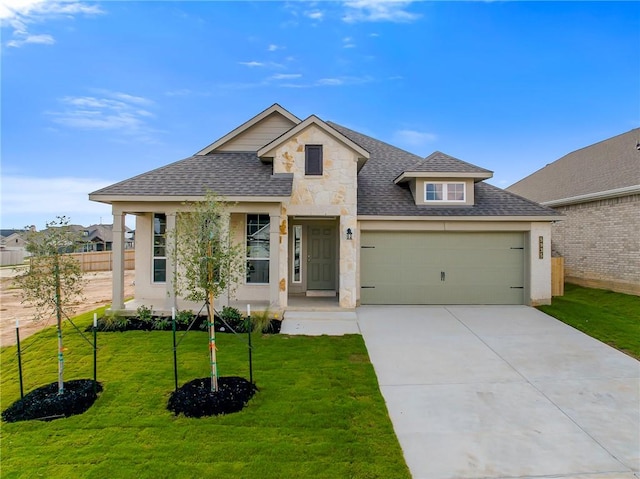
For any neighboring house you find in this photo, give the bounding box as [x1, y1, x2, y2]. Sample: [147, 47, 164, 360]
[0, 228, 31, 266]
[50, 224, 135, 252]
[89, 104, 559, 314]
[508, 129, 640, 296]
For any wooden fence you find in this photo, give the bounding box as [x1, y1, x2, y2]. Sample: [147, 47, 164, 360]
[66, 250, 135, 272]
[551, 257, 564, 297]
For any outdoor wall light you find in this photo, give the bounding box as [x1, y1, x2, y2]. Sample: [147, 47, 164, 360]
[346, 228, 353, 240]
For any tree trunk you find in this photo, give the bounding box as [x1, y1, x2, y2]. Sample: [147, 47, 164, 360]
[54, 256, 64, 395]
[208, 291, 218, 392]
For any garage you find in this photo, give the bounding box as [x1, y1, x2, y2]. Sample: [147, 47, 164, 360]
[360, 231, 526, 305]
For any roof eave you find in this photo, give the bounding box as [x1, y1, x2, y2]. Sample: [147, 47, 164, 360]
[541, 185, 640, 207]
[89, 194, 292, 205]
[394, 171, 494, 184]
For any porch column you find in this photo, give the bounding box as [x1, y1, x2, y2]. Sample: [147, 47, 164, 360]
[164, 212, 177, 311]
[112, 210, 125, 310]
[339, 215, 357, 308]
[269, 213, 287, 309]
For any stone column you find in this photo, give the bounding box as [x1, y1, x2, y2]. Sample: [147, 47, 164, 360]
[269, 213, 287, 309]
[339, 215, 357, 308]
[164, 212, 177, 311]
[112, 210, 125, 310]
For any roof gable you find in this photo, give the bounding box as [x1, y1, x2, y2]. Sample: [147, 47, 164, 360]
[257, 115, 370, 170]
[394, 151, 493, 184]
[508, 128, 640, 203]
[196, 103, 300, 155]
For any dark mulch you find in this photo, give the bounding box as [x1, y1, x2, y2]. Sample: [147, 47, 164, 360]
[89, 317, 281, 334]
[2, 379, 102, 423]
[167, 376, 257, 418]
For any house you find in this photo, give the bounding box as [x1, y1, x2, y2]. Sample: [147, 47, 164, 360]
[48, 224, 135, 252]
[89, 104, 559, 314]
[0, 228, 31, 266]
[508, 129, 640, 296]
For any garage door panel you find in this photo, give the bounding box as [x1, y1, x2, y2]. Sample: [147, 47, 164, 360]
[361, 231, 525, 305]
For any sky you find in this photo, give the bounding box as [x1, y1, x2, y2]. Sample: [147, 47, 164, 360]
[1, 0, 638, 231]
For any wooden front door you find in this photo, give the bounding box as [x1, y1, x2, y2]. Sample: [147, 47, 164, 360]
[307, 225, 336, 290]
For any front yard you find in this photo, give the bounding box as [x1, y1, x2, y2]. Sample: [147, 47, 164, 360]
[1, 308, 410, 479]
[538, 283, 640, 360]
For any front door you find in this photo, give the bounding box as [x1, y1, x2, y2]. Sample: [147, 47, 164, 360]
[307, 225, 336, 290]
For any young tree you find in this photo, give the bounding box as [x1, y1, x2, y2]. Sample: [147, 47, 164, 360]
[15, 216, 85, 395]
[170, 193, 244, 392]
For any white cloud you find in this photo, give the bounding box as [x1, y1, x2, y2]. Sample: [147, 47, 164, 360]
[343, 36, 356, 48]
[267, 44, 281, 52]
[393, 129, 438, 148]
[239, 61, 265, 68]
[317, 78, 345, 86]
[270, 73, 303, 80]
[46, 91, 157, 140]
[342, 0, 421, 23]
[1, 0, 104, 48]
[305, 10, 324, 20]
[0, 175, 114, 227]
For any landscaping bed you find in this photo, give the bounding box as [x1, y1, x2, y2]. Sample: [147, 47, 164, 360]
[2, 379, 102, 423]
[89, 306, 282, 334]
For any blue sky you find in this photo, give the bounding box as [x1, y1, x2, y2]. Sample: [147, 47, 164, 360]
[1, 0, 638, 230]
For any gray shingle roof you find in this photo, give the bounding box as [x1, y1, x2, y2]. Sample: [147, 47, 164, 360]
[327, 122, 559, 217]
[91, 117, 557, 218]
[90, 152, 293, 198]
[404, 151, 493, 174]
[507, 128, 640, 203]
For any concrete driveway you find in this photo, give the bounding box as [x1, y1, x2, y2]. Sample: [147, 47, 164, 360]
[357, 306, 640, 479]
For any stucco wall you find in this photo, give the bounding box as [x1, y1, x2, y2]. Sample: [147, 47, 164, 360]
[551, 194, 639, 295]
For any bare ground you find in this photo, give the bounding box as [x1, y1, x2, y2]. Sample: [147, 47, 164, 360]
[0, 270, 135, 347]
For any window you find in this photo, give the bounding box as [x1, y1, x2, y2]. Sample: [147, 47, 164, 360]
[153, 213, 167, 283]
[292, 225, 302, 283]
[305, 145, 323, 176]
[424, 182, 466, 202]
[246, 214, 270, 284]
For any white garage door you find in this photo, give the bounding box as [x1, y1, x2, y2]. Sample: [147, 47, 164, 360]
[360, 231, 526, 305]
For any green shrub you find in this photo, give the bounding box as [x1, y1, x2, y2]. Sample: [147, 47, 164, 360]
[175, 309, 194, 327]
[218, 306, 243, 331]
[136, 304, 153, 324]
[245, 309, 275, 333]
[98, 314, 130, 332]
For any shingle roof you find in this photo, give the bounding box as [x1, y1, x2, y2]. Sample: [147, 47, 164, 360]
[404, 151, 493, 174]
[327, 122, 559, 217]
[91, 116, 557, 218]
[90, 152, 293, 198]
[507, 128, 640, 203]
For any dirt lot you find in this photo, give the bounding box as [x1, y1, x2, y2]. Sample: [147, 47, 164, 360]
[0, 269, 135, 347]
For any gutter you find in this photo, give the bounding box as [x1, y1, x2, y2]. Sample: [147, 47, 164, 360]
[542, 185, 640, 207]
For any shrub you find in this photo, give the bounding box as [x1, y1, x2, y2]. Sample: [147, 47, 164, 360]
[136, 305, 153, 324]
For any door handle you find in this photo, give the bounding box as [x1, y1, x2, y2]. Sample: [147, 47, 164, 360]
[441, 271, 445, 281]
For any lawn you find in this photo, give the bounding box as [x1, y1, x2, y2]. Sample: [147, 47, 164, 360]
[538, 283, 640, 360]
[1, 308, 410, 479]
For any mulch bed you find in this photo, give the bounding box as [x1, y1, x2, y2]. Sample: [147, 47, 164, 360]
[2, 379, 102, 423]
[89, 317, 281, 334]
[167, 376, 257, 418]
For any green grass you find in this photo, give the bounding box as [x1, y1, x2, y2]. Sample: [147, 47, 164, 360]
[1, 309, 410, 479]
[538, 283, 640, 360]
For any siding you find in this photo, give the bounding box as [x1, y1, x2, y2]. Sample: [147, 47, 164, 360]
[217, 113, 295, 152]
[551, 194, 640, 294]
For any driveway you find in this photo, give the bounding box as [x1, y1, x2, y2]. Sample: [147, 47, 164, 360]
[357, 306, 640, 479]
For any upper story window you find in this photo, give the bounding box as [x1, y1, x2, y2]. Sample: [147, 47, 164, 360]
[305, 145, 323, 176]
[425, 182, 466, 202]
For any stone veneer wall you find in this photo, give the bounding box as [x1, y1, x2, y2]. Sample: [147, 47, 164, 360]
[272, 124, 359, 308]
[551, 194, 640, 295]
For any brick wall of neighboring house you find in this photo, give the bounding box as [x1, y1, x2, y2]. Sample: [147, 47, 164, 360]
[551, 193, 640, 295]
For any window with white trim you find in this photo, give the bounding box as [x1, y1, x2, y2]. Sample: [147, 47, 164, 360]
[425, 182, 466, 202]
[246, 214, 270, 284]
[292, 225, 302, 283]
[152, 213, 167, 283]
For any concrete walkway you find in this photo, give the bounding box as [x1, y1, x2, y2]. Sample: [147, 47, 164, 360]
[357, 306, 640, 479]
